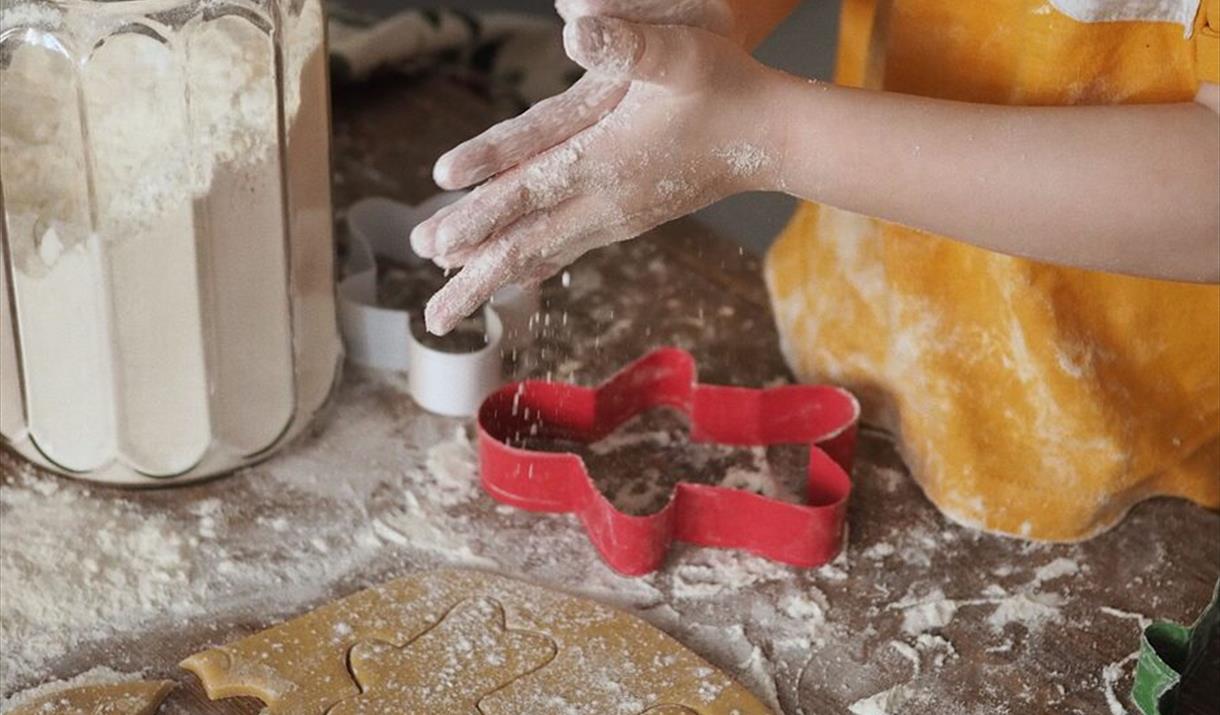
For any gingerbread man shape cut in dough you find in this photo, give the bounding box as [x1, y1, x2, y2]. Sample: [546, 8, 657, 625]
[184, 569, 772, 714]
[328, 597, 556, 714]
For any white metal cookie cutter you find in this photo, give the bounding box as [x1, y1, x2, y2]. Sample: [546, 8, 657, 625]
[339, 194, 539, 417]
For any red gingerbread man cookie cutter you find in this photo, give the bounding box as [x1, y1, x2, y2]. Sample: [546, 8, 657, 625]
[477, 348, 860, 575]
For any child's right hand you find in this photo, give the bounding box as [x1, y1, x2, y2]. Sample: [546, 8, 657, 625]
[430, 0, 740, 191]
[414, 16, 785, 335]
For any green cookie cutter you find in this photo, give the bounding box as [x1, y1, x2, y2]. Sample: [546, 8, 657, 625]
[1133, 579, 1220, 715]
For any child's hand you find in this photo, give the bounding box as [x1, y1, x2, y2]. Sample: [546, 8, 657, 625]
[429, 0, 739, 191]
[415, 16, 783, 335]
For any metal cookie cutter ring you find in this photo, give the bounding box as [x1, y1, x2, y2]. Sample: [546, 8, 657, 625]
[477, 348, 860, 575]
[339, 195, 538, 417]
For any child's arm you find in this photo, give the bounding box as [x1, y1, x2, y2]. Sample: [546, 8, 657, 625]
[772, 77, 1220, 283]
[414, 17, 1219, 335]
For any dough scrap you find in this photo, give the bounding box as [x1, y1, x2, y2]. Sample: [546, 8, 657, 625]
[182, 569, 770, 714]
[8, 680, 174, 715]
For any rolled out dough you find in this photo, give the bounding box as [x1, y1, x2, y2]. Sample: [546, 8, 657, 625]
[182, 569, 771, 714]
[8, 680, 174, 715]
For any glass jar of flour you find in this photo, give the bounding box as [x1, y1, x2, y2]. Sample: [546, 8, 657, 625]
[0, 0, 342, 484]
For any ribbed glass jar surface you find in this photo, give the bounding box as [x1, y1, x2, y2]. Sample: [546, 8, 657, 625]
[0, 0, 342, 484]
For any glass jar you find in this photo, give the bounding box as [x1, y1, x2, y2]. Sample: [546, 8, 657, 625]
[0, 0, 342, 484]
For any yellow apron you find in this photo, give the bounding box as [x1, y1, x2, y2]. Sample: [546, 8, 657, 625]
[765, 0, 1220, 540]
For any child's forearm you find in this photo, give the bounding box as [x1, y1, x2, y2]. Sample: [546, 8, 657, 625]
[764, 74, 1220, 283]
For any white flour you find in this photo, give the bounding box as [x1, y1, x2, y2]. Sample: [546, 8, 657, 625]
[1034, 556, 1081, 583]
[862, 542, 896, 560]
[0, 0, 321, 256]
[891, 576, 1070, 637]
[985, 589, 1067, 631]
[0, 374, 492, 692]
[895, 589, 959, 636]
[1102, 652, 1140, 715]
[0, 476, 194, 681]
[0, 0, 323, 474]
[849, 683, 912, 715]
[671, 548, 792, 601]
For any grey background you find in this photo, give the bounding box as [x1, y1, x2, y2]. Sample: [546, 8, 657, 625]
[369, 1, 843, 253]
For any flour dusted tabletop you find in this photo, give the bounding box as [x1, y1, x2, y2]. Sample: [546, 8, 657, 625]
[1, 75, 1217, 715]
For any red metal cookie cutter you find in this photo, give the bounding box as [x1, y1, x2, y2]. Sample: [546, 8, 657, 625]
[477, 348, 860, 575]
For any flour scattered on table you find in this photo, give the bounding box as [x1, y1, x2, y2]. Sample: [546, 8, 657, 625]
[894, 589, 960, 635]
[849, 683, 913, 715]
[0, 471, 193, 686]
[416, 425, 482, 507]
[670, 549, 792, 601]
[862, 542, 896, 560]
[0, 375, 493, 693]
[1101, 651, 1139, 715]
[1033, 557, 1081, 584]
[985, 588, 1066, 631]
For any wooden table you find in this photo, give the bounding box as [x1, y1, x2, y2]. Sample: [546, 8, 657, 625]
[1, 73, 1216, 715]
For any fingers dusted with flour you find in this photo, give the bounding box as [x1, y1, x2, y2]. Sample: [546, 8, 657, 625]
[425, 198, 609, 333]
[431, 75, 626, 191]
[430, 1, 747, 192]
[422, 16, 784, 335]
[416, 145, 584, 259]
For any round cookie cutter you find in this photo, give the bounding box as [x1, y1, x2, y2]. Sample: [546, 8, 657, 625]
[339, 194, 539, 417]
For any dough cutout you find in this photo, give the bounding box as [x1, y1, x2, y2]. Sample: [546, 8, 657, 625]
[183, 569, 770, 714]
[8, 680, 174, 715]
[329, 597, 556, 713]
